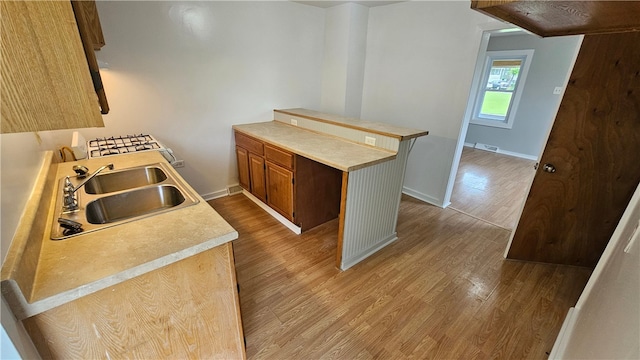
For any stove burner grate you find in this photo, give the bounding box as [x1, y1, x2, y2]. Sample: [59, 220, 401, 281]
[88, 134, 161, 158]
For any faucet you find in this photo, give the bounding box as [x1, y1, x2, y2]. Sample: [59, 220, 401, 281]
[62, 164, 114, 212]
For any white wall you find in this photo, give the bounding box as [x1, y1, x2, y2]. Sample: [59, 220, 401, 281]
[1, 133, 45, 359]
[321, 3, 369, 118]
[1, 134, 44, 262]
[465, 33, 582, 158]
[35, 1, 326, 199]
[360, 1, 498, 206]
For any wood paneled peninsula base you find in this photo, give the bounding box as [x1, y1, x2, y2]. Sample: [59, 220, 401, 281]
[233, 108, 428, 270]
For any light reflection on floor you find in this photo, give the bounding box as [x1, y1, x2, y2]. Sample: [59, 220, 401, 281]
[460, 171, 489, 191]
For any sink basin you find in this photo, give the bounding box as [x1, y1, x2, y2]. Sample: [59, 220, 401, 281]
[86, 185, 186, 224]
[51, 162, 199, 240]
[84, 166, 167, 194]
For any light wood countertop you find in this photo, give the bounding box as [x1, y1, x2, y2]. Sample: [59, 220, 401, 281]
[1, 151, 238, 319]
[233, 121, 397, 172]
[275, 108, 429, 141]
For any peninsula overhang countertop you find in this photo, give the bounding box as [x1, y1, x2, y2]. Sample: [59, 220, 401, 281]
[275, 108, 429, 141]
[233, 121, 398, 172]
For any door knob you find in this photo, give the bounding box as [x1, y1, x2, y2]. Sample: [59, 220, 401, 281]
[543, 163, 556, 173]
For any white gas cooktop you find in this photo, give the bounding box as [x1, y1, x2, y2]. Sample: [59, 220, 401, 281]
[87, 134, 165, 159]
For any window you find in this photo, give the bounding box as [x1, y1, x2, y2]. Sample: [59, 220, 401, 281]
[471, 49, 534, 129]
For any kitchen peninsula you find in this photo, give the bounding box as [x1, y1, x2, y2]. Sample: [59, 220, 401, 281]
[234, 109, 428, 270]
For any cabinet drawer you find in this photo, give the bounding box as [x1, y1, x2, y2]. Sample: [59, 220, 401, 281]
[265, 145, 294, 170]
[235, 132, 263, 155]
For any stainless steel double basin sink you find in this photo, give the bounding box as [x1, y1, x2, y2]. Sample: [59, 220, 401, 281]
[51, 162, 199, 240]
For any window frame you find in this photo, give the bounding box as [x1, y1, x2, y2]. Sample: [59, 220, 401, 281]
[471, 49, 534, 129]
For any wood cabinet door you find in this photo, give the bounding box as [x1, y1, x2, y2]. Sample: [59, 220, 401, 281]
[236, 146, 250, 191]
[1, 0, 104, 133]
[249, 153, 267, 202]
[507, 32, 640, 267]
[266, 162, 294, 221]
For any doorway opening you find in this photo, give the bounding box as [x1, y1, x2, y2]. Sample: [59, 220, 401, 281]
[445, 29, 582, 231]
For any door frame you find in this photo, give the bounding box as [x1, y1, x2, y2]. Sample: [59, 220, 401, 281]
[444, 25, 584, 256]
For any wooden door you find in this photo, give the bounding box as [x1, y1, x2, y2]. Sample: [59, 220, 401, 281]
[249, 153, 266, 202]
[235, 146, 250, 191]
[507, 32, 640, 267]
[266, 162, 294, 221]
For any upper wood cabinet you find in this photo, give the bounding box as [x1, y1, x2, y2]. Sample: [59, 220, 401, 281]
[471, 1, 640, 37]
[1, 0, 105, 134]
[72, 0, 106, 50]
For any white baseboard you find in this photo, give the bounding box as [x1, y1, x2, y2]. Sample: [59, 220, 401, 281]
[464, 142, 537, 161]
[201, 189, 229, 201]
[340, 233, 397, 271]
[242, 190, 302, 235]
[497, 149, 537, 161]
[402, 187, 445, 208]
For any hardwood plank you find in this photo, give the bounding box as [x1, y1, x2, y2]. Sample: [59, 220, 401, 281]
[209, 193, 592, 359]
[450, 147, 535, 230]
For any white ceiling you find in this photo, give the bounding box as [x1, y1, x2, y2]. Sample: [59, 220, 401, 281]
[294, 1, 405, 8]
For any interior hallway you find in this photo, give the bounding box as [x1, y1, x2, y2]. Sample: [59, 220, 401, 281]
[209, 191, 591, 359]
[450, 147, 537, 230]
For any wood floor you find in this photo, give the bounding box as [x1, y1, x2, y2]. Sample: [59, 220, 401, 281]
[209, 193, 591, 359]
[450, 147, 536, 230]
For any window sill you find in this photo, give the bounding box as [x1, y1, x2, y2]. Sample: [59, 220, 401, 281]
[470, 118, 514, 129]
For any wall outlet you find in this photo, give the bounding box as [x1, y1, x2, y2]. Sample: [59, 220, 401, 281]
[172, 160, 185, 168]
[365, 136, 376, 146]
[553, 86, 563, 95]
[291, 118, 298, 126]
